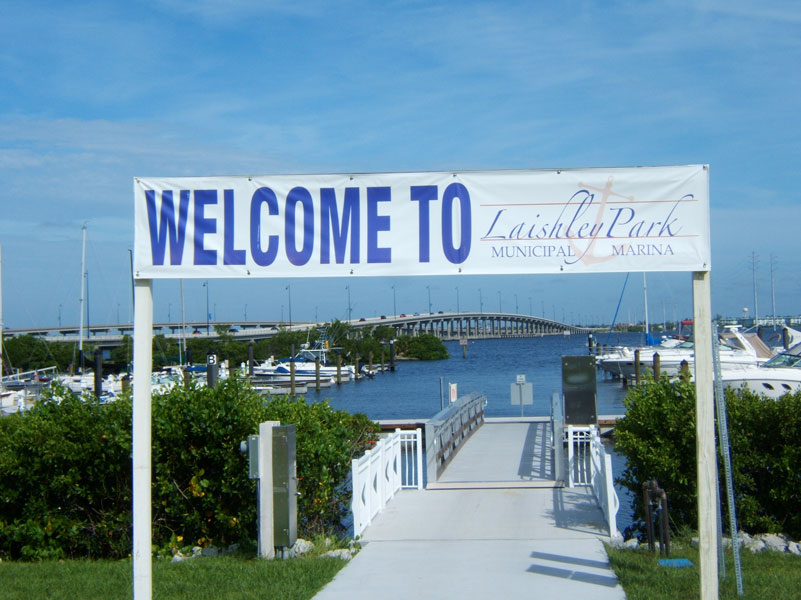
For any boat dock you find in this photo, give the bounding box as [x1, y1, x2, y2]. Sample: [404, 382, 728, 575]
[313, 418, 625, 599]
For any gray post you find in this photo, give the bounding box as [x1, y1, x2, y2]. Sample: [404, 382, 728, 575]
[248, 341, 254, 377]
[206, 351, 218, 388]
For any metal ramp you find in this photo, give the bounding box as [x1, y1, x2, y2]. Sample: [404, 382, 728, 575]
[429, 419, 562, 489]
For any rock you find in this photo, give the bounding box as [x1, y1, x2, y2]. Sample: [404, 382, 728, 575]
[607, 537, 625, 549]
[292, 538, 314, 557]
[761, 534, 788, 553]
[744, 537, 766, 554]
[224, 543, 240, 555]
[738, 531, 752, 543]
[623, 538, 639, 550]
[787, 542, 801, 556]
[201, 546, 219, 558]
[323, 549, 352, 561]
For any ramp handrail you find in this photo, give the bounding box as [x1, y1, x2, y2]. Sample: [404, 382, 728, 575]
[566, 425, 621, 539]
[351, 428, 422, 537]
[424, 392, 487, 485]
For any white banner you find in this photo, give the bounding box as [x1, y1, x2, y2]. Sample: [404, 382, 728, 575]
[133, 165, 709, 279]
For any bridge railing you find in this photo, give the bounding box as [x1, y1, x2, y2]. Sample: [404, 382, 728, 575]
[351, 428, 422, 537]
[565, 425, 621, 539]
[424, 392, 487, 485]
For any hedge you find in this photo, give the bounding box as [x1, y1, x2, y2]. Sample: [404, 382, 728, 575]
[615, 376, 801, 539]
[0, 378, 378, 560]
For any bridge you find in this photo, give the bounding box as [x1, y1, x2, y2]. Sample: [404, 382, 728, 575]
[319, 393, 624, 599]
[4, 312, 591, 348]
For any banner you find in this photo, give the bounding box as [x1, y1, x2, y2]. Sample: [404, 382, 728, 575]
[133, 165, 709, 279]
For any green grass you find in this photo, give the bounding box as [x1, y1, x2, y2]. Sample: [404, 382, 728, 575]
[0, 555, 347, 600]
[606, 539, 801, 600]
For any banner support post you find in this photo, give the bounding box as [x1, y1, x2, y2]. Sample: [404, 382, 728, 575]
[132, 279, 153, 599]
[693, 270, 718, 599]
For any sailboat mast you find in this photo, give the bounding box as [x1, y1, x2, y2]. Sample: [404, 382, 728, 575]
[642, 272, 650, 337]
[78, 225, 87, 371]
[0, 244, 4, 380]
[180, 279, 187, 365]
[770, 253, 777, 327]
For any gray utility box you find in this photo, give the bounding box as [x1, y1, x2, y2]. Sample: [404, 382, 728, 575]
[272, 425, 298, 549]
[561, 355, 598, 425]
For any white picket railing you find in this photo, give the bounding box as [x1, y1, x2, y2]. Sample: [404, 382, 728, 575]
[565, 425, 621, 539]
[351, 428, 423, 537]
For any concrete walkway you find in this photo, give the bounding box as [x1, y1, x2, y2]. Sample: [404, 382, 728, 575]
[313, 422, 625, 599]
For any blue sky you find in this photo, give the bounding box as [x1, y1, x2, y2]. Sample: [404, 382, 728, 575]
[1, 0, 799, 329]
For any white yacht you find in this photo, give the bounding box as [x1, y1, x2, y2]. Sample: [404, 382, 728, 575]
[721, 342, 801, 399]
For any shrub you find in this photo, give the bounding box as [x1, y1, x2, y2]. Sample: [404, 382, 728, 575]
[615, 377, 801, 539]
[395, 334, 449, 360]
[0, 377, 378, 560]
[0, 383, 132, 560]
[261, 397, 379, 535]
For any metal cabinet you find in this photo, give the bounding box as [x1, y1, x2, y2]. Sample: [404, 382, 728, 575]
[561, 355, 597, 425]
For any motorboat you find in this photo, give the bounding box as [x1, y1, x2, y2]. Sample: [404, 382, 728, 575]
[598, 326, 772, 380]
[720, 341, 801, 399]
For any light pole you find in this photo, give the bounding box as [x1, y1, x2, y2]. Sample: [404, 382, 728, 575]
[455, 286, 460, 314]
[286, 284, 292, 330]
[497, 290, 502, 313]
[426, 285, 432, 314]
[515, 294, 518, 314]
[244, 304, 248, 321]
[392, 285, 396, 316]
[346, 285, 352, 321]
[479, 288, 483, 313]
[58, 304, 62, 327]
[203, 280, 209, 333]
[529, 296, 532, 316]
[168, 302, 171, 322]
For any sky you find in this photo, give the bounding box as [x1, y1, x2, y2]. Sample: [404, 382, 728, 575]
[1, 0, 799, 330]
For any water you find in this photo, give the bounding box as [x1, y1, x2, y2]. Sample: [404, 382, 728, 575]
[310, 332, 644, 420]
[304, 331, 643, 534]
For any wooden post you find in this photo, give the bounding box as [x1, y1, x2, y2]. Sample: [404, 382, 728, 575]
[693, 270, 718, 600]
[634, 348, 641, 385]
[315, 358, 320, 392]
[132, 279, 153, 600]
[653, 353, 661, 379]
[336, 353, 342, 384]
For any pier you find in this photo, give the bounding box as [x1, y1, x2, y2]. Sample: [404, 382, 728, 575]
[315, 401, 624, 599]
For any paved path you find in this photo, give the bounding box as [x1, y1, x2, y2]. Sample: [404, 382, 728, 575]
[313, 422, 625, 599]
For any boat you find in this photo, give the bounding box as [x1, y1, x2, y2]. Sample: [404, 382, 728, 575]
[720, 341, 801, 399]
[598, 325, 772, 380]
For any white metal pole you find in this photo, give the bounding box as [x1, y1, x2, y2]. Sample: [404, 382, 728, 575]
[692, 270, 718, 599]
[642, 273, 649, 337]
[132, 279, 153, 599]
